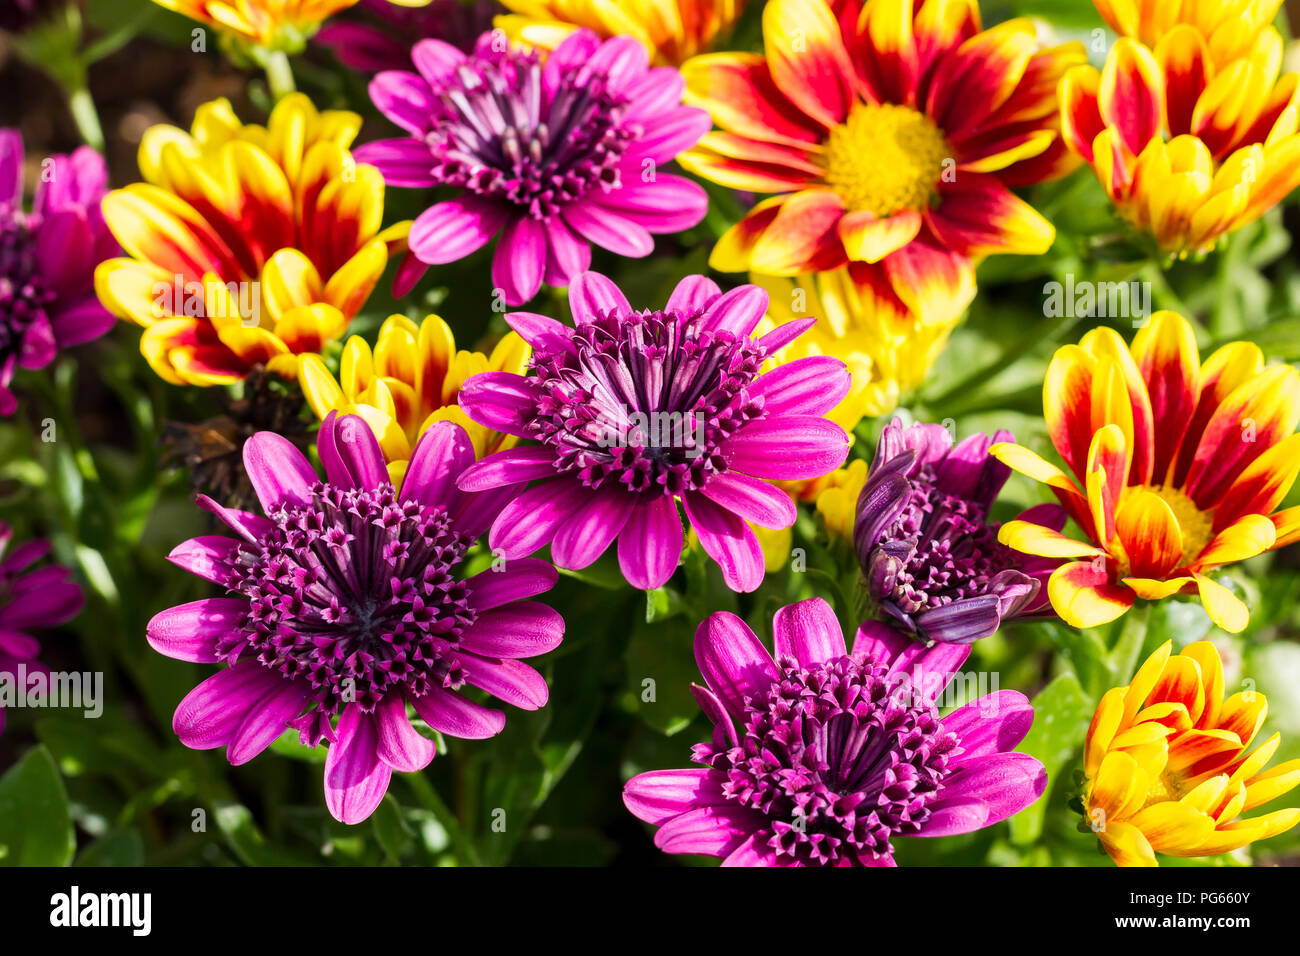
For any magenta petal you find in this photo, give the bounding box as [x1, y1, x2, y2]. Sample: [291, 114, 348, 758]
[721, 833, 781, 867]
[401, 420, 474, 509]
[227, 679, 312, 766]
[453, 481, 529, 540]
[682, 491, 765, 593]
[466, 558, 558, 611]
[147, 598, 244, 663]
[623, 769, 728, 825]
[851, 620, 971, 702]
[593, 174, 707, 233]
[941, 690, 1035, 766]
[0, 630, 40, 659]
[411, 37, 467, 88]
[173, 662, 285, 750]
[698, 284, 768, 337]
[550, 483, 635, 569]
[755, 317, 815, 354]
[698, 472, 796, 530]
[196, 495, 275, 543]
[504, 310, 574, 351]
[491, 215, 546, 305]
[332, 414, 389, 490]
[368, 70, 438, 136]
[355, 137, 439, 188]
[630, 107, 712, 163]
[723, 416, 850, 480]
[457, 446, 557, 492]
[409, 196, 506, 263]
[456, 372, 541, 439]
[0, 130, 21, 206]
[617, 496, 684, 590]
[665, 274, 721, 315]
[772, 598, 846, 668]
[488, 477, 590, 558]
[48, 296, 115, 348]
[750, 356, 852, 417]
[561, 202, 653, 258]
[458, 603, 564, 659]
[374, 692, 436, 772]
[459, 655, 549, 710]
[166, 536, 242, 587]
[0, 571, 82, 629]
[653, 805, 767, 857]
[911, 799, 991, 837]
[324, 705, 393, 825]
[692, 611, 778, 717]
[541, 214, 591, 286]
[411, 685, 506, 739]
[243, 432, 318, 512]
[918, 753, 1046, 835]
[567, 270, 632, 325]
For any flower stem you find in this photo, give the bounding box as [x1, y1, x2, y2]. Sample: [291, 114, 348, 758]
[263, 50, 296, 101]
[407, 771, 482, 866]
[66, 82, 105, 153]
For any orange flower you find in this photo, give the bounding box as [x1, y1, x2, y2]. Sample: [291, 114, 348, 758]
[993, 310, 1300, 633]
[152, 0, 430, 51]
[1092, 0, 1283, 67]
[1083, 640, 1300, 866]
[95, 95, 409, 386]
[679, 0, 1082, 310]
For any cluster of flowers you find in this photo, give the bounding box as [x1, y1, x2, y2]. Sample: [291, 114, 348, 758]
[2, 0, 1298, 867]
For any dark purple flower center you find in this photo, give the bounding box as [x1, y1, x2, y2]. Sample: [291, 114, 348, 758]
[529, 308, 766, 495]
[695, 655, 958, 866]
[220, 482, 477, 714]
[0, 205, 53, 366]
[424, 43, 637, 219]
[868, 463, 1012, 614]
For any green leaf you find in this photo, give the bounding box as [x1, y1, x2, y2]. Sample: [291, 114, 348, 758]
[75, 830, 144, 867]
[372, 795, 414, 863]
[1009, 673, 1095, 845]
[624, 616, 699, 736]
[0, 746, 76, 866]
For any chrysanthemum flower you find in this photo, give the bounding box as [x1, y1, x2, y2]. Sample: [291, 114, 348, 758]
[1083, 639, 1300, 866]
[752, 262, 974, 435]
[151, 0, 432, 52]
[0, 522, 84, 735]
[354, 30, 711, 306]
[992, 311, 1300, 633]
[147, 413, 562, 824]
[94, 94, 409, 387]
[495, 0, 750, 66]
[298, 313, 529, 483]
[1092, 0, 1283, 67]
[623, 597, 1046, 866]
[1059, 28, 1300, 254]
[678, 0, 1082, 283]
[457, 270, 852, 593]
[315, 0, 497, 72]
[1, 130, 117, 415]
[856, 419, 1062, 644]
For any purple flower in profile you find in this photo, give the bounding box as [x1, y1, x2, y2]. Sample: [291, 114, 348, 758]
[354, 29, 711, 305]
[0, 522, 84, 735]
[854, 419, 1065, 644]
[0, 130, 117, 415]
[456, 271, 852, 593]
[315, 0, 500, 73]
[623, 598, 1047, 866]
[147, 413, 564, 825]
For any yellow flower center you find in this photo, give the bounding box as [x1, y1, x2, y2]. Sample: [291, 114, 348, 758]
[821, 103, 950, 216]
[1145, 483, 1214, 567]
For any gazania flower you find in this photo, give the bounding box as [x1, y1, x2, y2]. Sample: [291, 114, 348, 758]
[0, 523, 84, 735]
[1083, 640, 1300, 866]
[623, 597, 1046, 866]
[95, 94, 409, 387]
[457, 271, 852, 593]
[354, 30, 711, 306]
[148, 413, 563, 824]
[315, 0, 498, 73]
[752, 263, 974, 436]
[1092, 0, 1283, 67]
[856, 419, 1062, 644]
[993, 311, 1300, 633]
[495, 0, 750, 66]
[151, 0, 432, 52]
[1, 130, 117, 415]
[679, 0, 1082, 286]
[298, 313, 529, 483]
[1059, 31, 1300, 254]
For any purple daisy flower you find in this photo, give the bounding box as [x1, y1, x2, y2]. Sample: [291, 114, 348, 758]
[0, 522, 85, 735]
[0, 129, 117, 415]
[315, 0, 500, 73]
[147, 413, 564, 825]
[854, 419, 1065, 644]
[354, 29, 711, 305]
[456, 270, 852, 593]
[623, 598, 1047, 866]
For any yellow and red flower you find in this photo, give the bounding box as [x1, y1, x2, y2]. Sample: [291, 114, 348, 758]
[1083, 640, 1300, 866]
[152, 0, 429, 51]
[993, 310, 1300, 633]
[1060, 21, 1300, 254]
[678, 0, 1082, 307]
[1092, 0, 1283, 67]
[495, 0, 750, 65]
[95, 94, 409, 387]
[298, 314, 529, 484]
